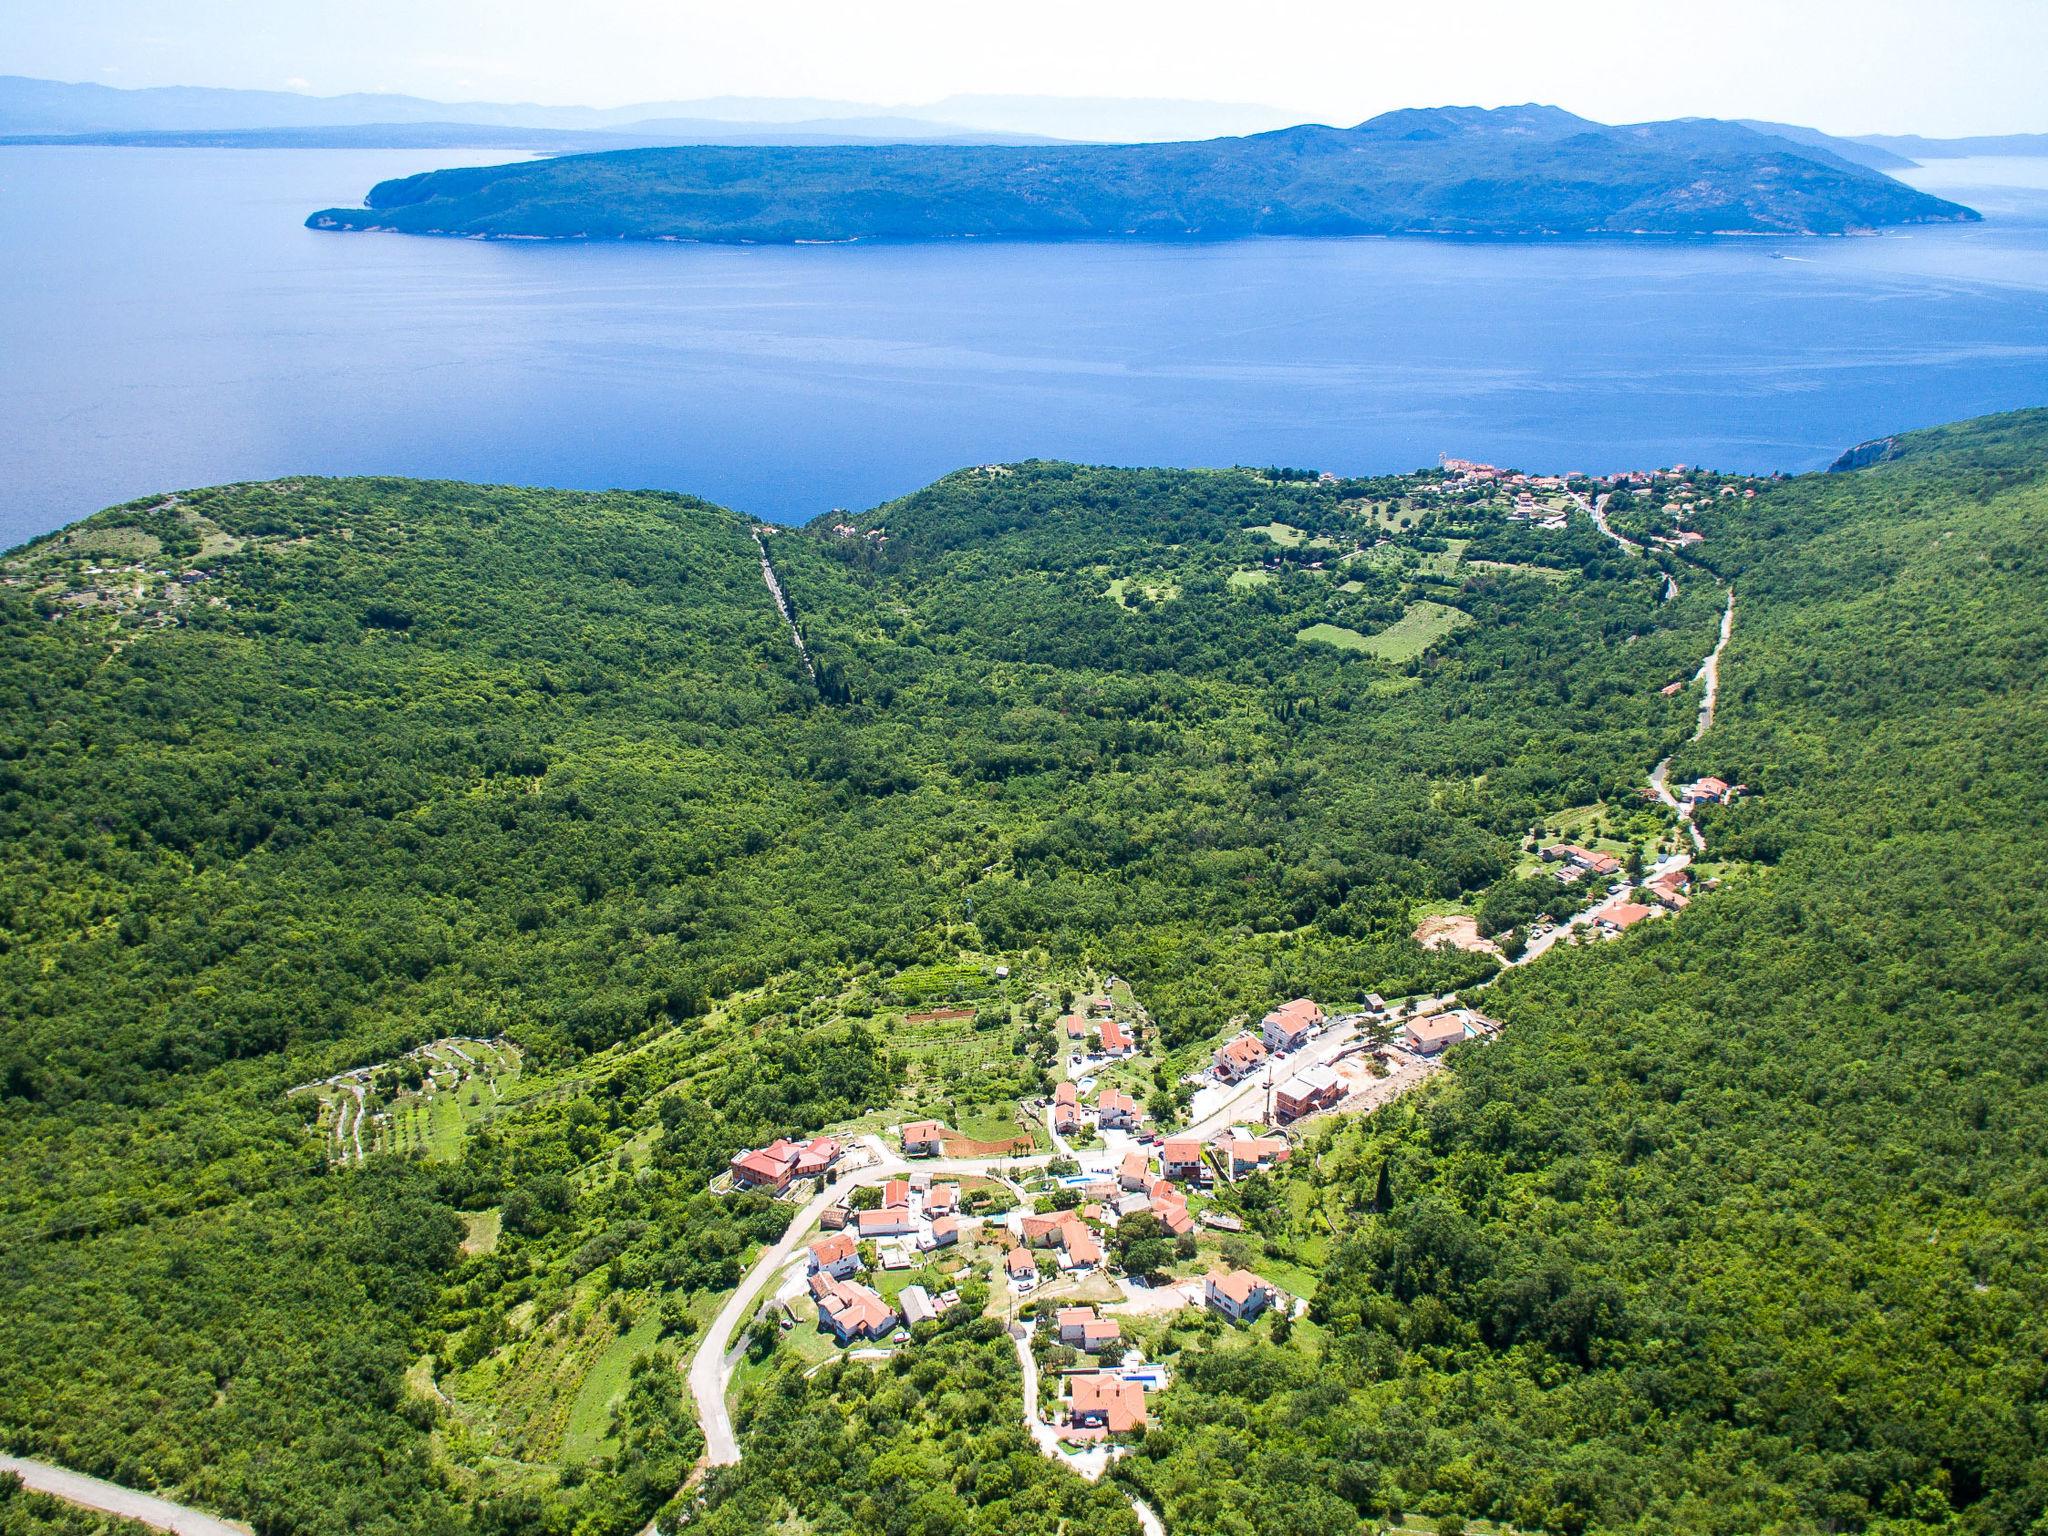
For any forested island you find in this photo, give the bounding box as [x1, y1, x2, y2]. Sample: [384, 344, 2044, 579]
[3, 411, 2046, 1536]
[306, 105, 1976, 243]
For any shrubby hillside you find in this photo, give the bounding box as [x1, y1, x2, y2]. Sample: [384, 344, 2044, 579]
[2, 411, 2044, 1535]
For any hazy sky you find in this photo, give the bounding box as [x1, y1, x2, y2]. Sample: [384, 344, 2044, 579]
[8, 0, 2044, 135]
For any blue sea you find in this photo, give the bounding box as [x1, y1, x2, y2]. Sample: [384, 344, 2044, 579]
[3, 146, 2046, 543]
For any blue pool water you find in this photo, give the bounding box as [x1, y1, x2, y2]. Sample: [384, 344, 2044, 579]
[3, 146, 2046, 545]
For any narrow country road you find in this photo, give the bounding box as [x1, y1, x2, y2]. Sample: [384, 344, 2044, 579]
[686, 1138, 1053, 1467]
[1649, 587, 1736, 852]
[0, 1455, 250, 1536]
[750, 529, 815, 681]
[1576, 490, 1643, 556]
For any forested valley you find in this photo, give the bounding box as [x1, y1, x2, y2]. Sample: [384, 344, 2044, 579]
[2, 411, 2044, 1536]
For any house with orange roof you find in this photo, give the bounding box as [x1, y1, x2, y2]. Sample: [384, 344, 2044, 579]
[1212, 1034, 1268, 1083]
[1059, 1225, 1103, 1272]
[794, 1136, 842, 1178]
[810, 1271, 896, 1342]
[899, 1121, 946, 1157]
[1204, 1269, 1282, 1323]
[923, 1214, 960, 1250]
[1151, 1191, 1193, 1235]
[883, 1178, 911, 1209]
[1096, 1087, 1139, 1129]
[1160, 1137, 1209, 1182]
[1220, 1133, 1289, 1179]
[1402, 1014, 1468, 1057]
[924, 1183, 958, 1217]
[1261, 997, 1324, 1053]
[1006, 1246, 1040, 1289]
[1118, 1150, 1151, 1190]
[1596, 900, 1656, 935]
[1098, 1019, 1135, 1055]
[1055, 1305, 1100, 1345]
[858, 1205, 915, 1237]
[1081, 1317, 1121, 1353]
[807, 1230, 861, 1279]
[1067, 1373, 1147, 1433]
[729, 1137, 803, 1192]
[1021, 1212, 1070, 1247]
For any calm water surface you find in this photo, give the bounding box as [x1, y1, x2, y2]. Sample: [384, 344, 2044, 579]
[3, 147, 2047, 542]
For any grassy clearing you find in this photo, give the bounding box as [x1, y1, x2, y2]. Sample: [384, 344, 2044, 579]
[1227, 569, 1275, 589]
[1245, 521, 1307, 547]
[461, 1209, 502, 1256]
[1295, 622, 1374, 653]
[558, 1309, 664, 1463]
[1356, 600, 1474, 661]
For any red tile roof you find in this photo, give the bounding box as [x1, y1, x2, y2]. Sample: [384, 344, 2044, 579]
[1069, 1373, 1147, 1432]
[808, 1231, 857, 1268]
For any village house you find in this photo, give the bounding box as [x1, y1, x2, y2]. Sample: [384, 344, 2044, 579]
[1161, 1136, 1209, 1182]
[1060, 1225, 1104, 1272]
[899, 1121, 946, 1157]
[1597, 901, 1656, 936]
[1274, 1064, 1343, 1122]
[899, 1284, 938, 1327]
[1213, 1034, 1269, 1083]
[795, 1136, 842, 1178]
[922, 1215, 960, 1250]
[1219, 1132, 1289, 1179]
[728, 1137, 806, 1192]
[1096, 1086, 1139, 1129]
[1261, 997, 1324, 1053]
[1068, 1373, 1147, 1434]
[1055, 1305, 1103, 1346]
[1682, 775, 1739, 806]
[1063, 1016, 1092, 1041]
[1204, 1269, 1282, 1324]
[924, 1183, 958, 1217]
[810, 1271, 896, 1343]
[1118, 1150, 1151, 1190]
[1098, 1018, 1135, 1055]
[1006, 1246, 1040, 1289]
[883, 1178, 910, 1209]
[807, 1231, 861, 1279]
[1402, 1014, 1469, 1057]
[857, 1205, 916, 1237]
[1052, 1081, 1081, 1133]
[1648, 870, 1691, 909]
[1151, 1190, 1193, 1235]
[1021, 1211, 1073, 1247]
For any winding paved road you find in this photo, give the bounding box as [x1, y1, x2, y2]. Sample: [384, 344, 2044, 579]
[0, 1456, 249, 1536]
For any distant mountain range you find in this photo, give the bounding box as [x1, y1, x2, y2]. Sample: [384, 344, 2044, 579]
[302, 105, 1977, 245]
[0, 74, 1289, 147]
[10, 74, 2043, 160]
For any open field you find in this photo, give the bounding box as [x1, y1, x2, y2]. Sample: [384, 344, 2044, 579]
[1295, 621, 1373, 652]
[1356, 600, 1474, 660]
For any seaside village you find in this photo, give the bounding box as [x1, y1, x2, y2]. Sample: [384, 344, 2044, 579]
[713, 987, 1512, 1476]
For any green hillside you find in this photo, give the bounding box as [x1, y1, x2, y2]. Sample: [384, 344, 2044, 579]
[2, 412, 2045, 1536]
[306, 106, 1975, 243]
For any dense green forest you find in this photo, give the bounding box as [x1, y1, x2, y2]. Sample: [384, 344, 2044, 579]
[306, 105, 1973, 243]
[1115, 412, 2048, 1536]
[3, 411, 2045, 1535]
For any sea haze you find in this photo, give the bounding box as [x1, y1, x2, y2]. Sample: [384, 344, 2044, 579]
[3, 146, 2047, 545]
